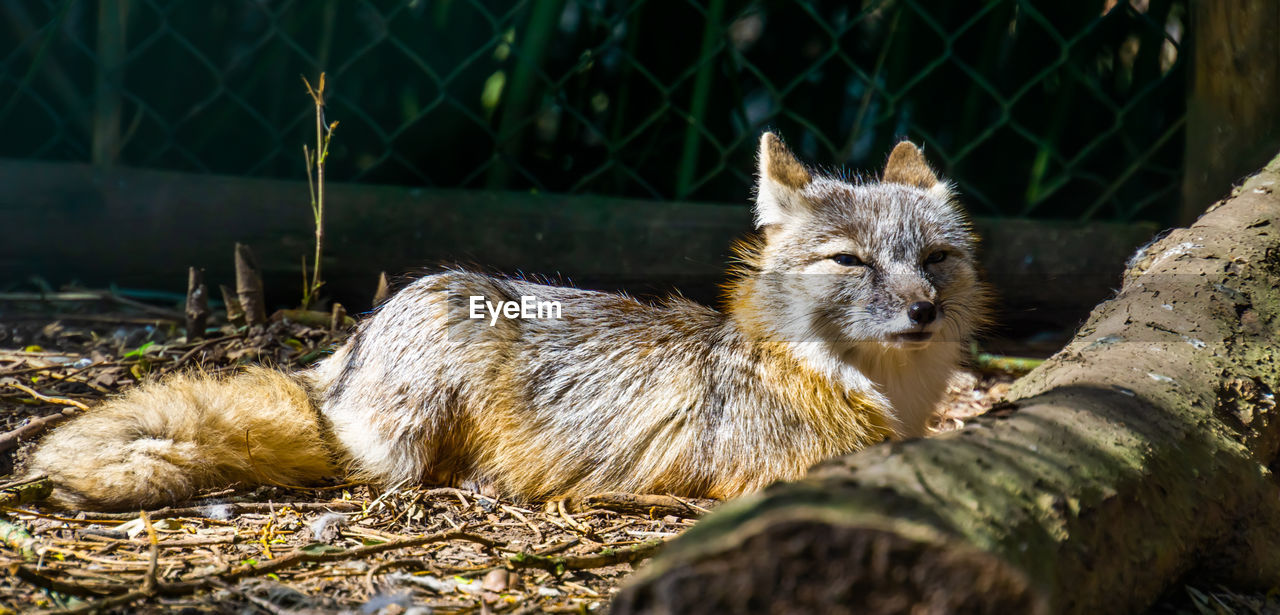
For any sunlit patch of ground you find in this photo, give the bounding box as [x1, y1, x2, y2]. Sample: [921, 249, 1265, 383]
[0, 298, 1040, 613]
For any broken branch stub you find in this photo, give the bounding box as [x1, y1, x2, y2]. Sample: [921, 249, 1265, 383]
[234, 243, 267, 326]
[184, 267, 209, 340]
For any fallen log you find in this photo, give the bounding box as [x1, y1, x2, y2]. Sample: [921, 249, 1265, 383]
[613, 154, 1280, 614]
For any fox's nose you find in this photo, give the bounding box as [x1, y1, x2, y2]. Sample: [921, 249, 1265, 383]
[908, 301, 937, 325]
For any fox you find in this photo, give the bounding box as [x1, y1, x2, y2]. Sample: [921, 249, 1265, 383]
[28, 133, 988, 510]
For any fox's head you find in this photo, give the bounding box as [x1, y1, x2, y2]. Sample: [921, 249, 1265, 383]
[729, 132, 988, 352]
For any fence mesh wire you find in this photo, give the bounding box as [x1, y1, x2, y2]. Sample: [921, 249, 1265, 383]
[1, 0, 1186, 222]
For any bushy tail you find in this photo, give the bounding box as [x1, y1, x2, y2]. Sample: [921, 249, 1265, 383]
[29, 367, 338, 510]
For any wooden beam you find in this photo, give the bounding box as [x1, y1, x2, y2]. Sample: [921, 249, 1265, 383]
[0, 159, 1154, 331]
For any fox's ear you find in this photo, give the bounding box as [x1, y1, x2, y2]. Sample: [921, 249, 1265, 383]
[884, 141, 951, 199]
[754, 132, 814, 228]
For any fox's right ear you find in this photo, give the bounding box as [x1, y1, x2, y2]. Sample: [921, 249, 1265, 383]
[754, 132, 814, 228]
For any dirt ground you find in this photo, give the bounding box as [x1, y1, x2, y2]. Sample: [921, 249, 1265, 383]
[0, 292, 1257, 614]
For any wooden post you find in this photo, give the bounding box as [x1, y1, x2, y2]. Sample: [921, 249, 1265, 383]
[1180, 0, 1280, 224]
[92, 0, 126, 166]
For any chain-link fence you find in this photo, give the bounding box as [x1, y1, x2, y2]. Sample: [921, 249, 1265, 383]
[2, 0, 1186, 222]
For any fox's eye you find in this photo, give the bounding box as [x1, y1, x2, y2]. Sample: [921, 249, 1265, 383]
[832, 253, 865, 267]
[924, 251, 948, 265]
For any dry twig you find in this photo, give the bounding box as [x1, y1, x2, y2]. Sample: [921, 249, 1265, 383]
[80, 500, 362, 522]
[581, 492, 710, 519]
[508, 539, 667, 575]
[5, 383, 89, 411]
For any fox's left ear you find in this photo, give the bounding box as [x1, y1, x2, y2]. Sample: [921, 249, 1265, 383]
[754, 132, 814, 228]
[883, 141, 952, 200]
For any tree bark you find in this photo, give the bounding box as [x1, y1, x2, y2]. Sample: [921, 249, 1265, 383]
[614, 154, 1280, 614]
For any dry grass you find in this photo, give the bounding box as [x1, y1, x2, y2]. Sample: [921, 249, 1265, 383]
[2, 483, 698, 613]
[0, 300, 1015, 613]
